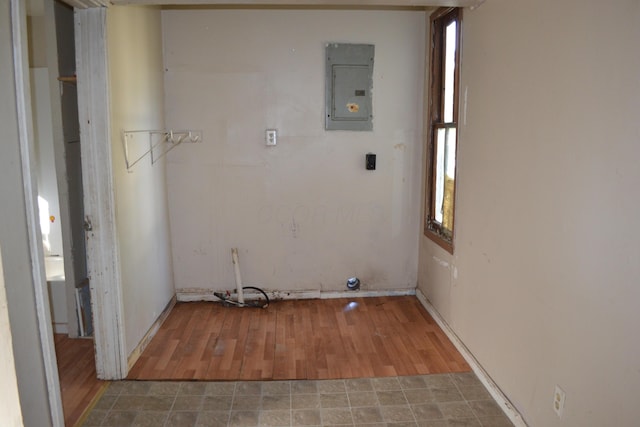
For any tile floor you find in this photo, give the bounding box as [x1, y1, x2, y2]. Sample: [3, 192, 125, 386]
[82, 373, 514, 427]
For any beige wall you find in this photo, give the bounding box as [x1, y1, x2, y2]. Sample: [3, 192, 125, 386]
[418, 0, 640, 425]
[162, 9, 425, 294]
[27, 15, 47, 67]
[107, 6, 175, 355]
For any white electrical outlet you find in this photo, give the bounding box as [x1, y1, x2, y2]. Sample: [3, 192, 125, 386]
[553, 385, 566, 418]
[266, 129, 277, 146]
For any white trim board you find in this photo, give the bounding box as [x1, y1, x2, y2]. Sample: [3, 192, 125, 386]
[415, 289, 528, 427]
[11, 0, 65, 424]
[176, 288, 416, 302]
[75, 8, 128, 380]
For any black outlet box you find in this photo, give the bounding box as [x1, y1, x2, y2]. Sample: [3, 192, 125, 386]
[366, 153, 376, 170]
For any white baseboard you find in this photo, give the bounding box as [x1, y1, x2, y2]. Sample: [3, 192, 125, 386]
[415, 289, 527, 427]
[176, 289, 320, 302]
[319, 288, 415, 299]
[176, 287, 416, 303]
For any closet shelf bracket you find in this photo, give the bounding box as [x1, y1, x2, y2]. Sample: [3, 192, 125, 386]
[122, 129, 202, 172]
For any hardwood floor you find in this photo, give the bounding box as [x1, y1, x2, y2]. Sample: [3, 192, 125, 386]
[128, 296, 470, 381]
[54, 334, 106, 426]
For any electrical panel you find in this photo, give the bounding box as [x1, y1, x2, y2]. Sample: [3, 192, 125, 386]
[325, 43, 374, 131]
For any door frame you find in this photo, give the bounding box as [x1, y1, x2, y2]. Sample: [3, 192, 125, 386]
[10, 0, 64, 424]
[75, 7, 128, 380]
[14, 0, 126, 409]
[12, 1, 129, 423]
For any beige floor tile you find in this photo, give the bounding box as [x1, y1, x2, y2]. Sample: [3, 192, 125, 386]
[411, 403, 444, 421]
[468, 400, 505, 418]
[348, 391, 378, 407]
[399, 376, 428, 390]
[132, 411, 169, 427]
[292, 393, 320, 410]
[229, 410, 260, 427]
[404, 388, 434, 404]
[196, 411, 231, 427]
[206, 383, 236, 396]
[352, 406, 384, 424]
[262, 381, 291, 395]
[377, 390, 409, 406]
[203, 395, 234, 411]
[320, 392, 349, 408]
[292, 409, 321, 426]
[167, 411, 199, 427]
[174, 395, 205, 411]
[380, 404, 415, 423]
[321, 407, 353, 425]
[317, 380, 346, 394]
[261, 394, 290, 410]
[345, 378, 374, 392]
[291, 380, 317, 394]
[101, 410, 138, 427]
[371, 377, 402, 391]
[149, 381, 181, 396]
[259, 409, 291, 426]
[437, 401, 474, 419]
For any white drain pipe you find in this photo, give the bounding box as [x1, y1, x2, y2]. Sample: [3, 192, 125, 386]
[231, 248, 244, 305]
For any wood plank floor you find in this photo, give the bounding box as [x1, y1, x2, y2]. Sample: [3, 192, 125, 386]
[128, 296, 470, 381]
[54, 334, 106, 426]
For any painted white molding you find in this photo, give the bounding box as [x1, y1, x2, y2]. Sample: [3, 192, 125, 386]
[320, 288, 415, 299]
[415, 289, 528, 427]
[177, 289, 320, 302]
[176, 288, 416, 302]
[76, 8, 128, 380]
[11, 0, 65, 425]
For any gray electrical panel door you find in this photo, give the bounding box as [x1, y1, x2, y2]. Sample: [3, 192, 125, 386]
[325, 43, 374, 131]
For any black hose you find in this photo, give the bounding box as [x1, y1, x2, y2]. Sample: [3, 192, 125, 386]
[241, 286, 270, 308]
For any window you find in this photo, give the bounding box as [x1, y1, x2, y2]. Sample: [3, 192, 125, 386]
[425, 7, 462, 253]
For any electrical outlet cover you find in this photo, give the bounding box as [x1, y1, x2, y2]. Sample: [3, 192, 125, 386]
[553, 385, 566, 418]
[266, 129, 277, 146]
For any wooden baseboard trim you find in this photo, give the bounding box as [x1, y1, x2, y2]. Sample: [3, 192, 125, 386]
[415, 289, 528, 427]
[127, 295, 177, 371]
[176, 288, 416, 303]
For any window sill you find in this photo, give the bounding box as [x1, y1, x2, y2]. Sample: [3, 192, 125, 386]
[424, 227, 454, 254]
